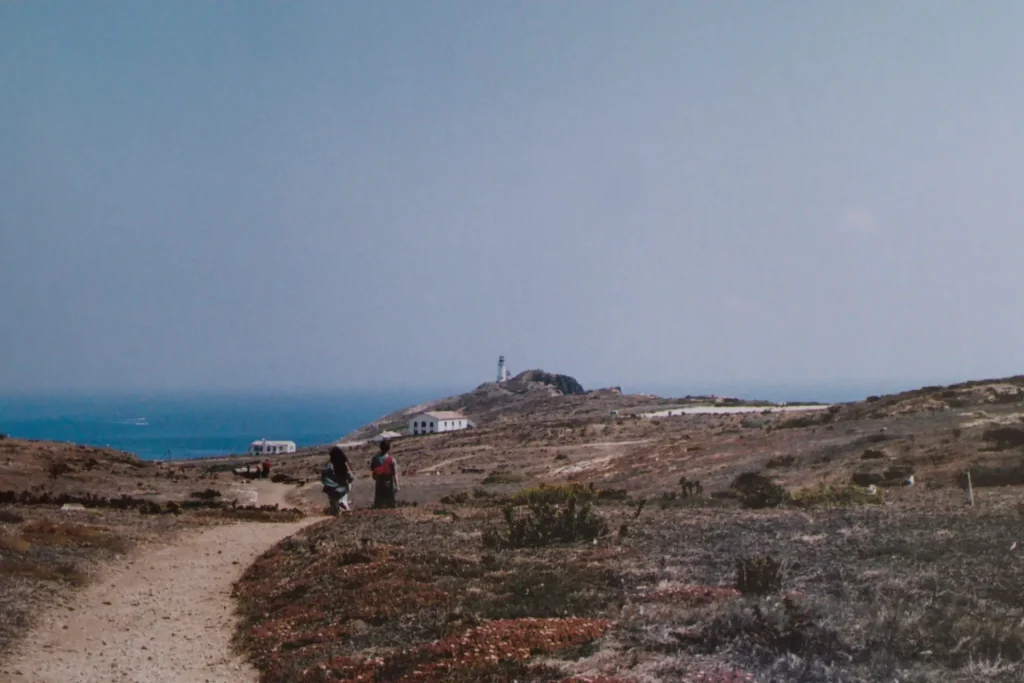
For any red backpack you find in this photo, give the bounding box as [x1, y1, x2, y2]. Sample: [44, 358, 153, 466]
[371, 454, 395, 479]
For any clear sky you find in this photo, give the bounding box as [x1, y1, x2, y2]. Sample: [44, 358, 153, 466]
[3, 2, 1024, 395]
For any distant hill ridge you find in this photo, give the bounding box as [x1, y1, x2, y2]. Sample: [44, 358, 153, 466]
[343, 369, 605, 440]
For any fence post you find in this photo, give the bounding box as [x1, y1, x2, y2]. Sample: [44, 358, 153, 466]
[967, 470, 974, 507]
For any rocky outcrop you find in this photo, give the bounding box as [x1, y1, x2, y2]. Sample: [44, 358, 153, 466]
[507, 370, 585, 396]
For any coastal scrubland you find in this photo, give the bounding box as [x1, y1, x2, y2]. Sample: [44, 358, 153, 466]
[4, 375, 1024, 681]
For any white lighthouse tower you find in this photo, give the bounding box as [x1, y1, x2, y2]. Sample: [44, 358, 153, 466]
[497, 355, 511, 382]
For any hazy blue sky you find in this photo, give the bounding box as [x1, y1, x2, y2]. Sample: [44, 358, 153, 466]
[3, 2, 1024, 395]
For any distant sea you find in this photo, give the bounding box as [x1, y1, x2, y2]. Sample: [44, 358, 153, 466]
[0, 390, 449, 461]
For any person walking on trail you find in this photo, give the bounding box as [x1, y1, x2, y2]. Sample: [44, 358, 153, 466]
[262, 459, 271, 479]
[321, 445, 354, 515]
[370, 439, 398, 508]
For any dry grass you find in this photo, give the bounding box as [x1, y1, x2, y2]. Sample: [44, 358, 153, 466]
[0, 560, 87, 586]
[234, 488, 1024, 683]
[18, 519, 131, 553]
[0, 535, 31, 553]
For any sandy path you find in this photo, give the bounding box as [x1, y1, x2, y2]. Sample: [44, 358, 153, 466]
[3, 484, 322, 683]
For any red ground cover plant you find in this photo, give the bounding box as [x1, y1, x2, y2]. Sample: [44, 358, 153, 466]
[268, 618, 612, 683]
[235, 512, 623, 682]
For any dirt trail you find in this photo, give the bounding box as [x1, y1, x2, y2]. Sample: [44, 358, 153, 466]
[3, 483, 322, 683]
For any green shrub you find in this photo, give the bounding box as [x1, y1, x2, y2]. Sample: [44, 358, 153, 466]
[735, 555, 783, 595]
[730, 472, 790, 509]
[482, 498, 609, 549]
[790, 485, 884, 508]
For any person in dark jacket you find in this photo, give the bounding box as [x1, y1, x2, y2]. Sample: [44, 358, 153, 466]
[322, 445, 354, 515]
[370, 439, 398, 508]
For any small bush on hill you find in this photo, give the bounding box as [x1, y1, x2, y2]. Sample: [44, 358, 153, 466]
[658, 492, 727, 509]
[0, 535, 31, 553]
[189, 489, 222, 500]
[735, 555, 783, 595]
[765, 455, 796, 469]
[790, 485, 884, 508]
[983, 427, 1024, 450]
[510, 483, 594, 506]
[482, 498, 609, 549]
[0, 509, 25, 524]
[778, 414, 830, 429]
[482, 470, 524, 485]
[678, 476, 703, 496]
[695, 597, 842, 664]
[46, 461, 71, 479]
[730, 472, 790, 509]
[439, 491, 471, 505]
[958, 464, 1024, 488]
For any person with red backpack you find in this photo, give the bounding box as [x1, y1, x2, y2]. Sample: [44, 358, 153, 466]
[370, 439, 398, 508]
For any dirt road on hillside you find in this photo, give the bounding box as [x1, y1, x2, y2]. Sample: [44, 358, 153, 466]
[2, 482, 323, 683]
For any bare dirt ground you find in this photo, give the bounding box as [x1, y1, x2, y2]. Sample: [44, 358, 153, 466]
[1, 480, 323, 683]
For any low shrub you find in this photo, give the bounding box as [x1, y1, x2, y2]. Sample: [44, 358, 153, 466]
[765, 455, 796, 469]
[509, 483, 594, 506]
[46, 461, 71, 479]
[984, 427, 1024, 450]
[0, 534, 30, 553]
[439, 492, 470, 505]
[778, 414, 829, 429]
[19, 520, 130, 553]
[482, 470, 525, 485]
[189, 488, 222, 500]
[730, 472, 790, 509]
[678, 476, 703, 496]
[790, 485, 884, 508]
[735, 555, 783, 595]
[482, 499, 609, 549]
[0, 560, 87, 585]
[695, 597, 842, 663]
[0, 509, 25, 524]
[860, 449, 887, 460]
[958, 464, 1024, 488]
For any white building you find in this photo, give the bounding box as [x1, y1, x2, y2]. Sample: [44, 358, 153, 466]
[249, 439, 296, 456]
[409, 411, 469, 436]
[497, 355, 511, 382]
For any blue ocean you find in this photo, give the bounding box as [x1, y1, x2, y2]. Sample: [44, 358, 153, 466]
[0, 390, 449, 461]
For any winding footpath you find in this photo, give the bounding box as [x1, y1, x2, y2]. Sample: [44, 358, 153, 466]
[2, 482, 322, 683]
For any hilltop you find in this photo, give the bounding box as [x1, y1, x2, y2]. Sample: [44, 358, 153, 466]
[343, 368, 779, 442]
